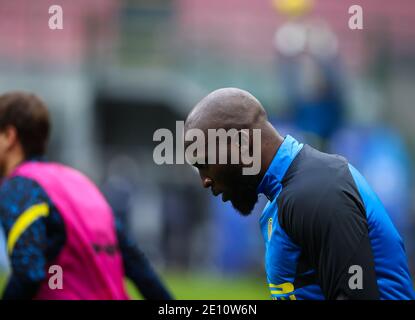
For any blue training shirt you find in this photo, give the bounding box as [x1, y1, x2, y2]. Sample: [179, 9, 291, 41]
[257, 135, 415, 300]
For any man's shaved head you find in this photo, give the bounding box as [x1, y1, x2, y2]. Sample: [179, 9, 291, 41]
[185, 88, 268, 133]
[184, 87, 283, 216]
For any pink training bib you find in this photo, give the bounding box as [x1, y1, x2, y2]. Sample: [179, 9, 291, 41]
[12, 162, 129, 300]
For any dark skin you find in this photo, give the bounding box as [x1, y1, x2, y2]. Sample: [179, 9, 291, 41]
[184, 88, 284, 215]
[185, 88, 355, 300]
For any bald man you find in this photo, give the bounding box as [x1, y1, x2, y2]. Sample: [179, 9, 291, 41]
[184, 88, 415, 300]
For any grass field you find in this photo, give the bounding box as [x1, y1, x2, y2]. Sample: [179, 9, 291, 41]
[127, 273, 270, 300]
[1, 271, 270, 300]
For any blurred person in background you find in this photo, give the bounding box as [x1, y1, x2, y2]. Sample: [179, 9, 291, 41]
[185, 88, 415, 300]
[273, 0, 345, 149]
[0, 92, 172, 300]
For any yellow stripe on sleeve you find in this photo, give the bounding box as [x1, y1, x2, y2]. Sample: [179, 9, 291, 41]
[7, 203, 49, 255]
[269, 282, 297, 300]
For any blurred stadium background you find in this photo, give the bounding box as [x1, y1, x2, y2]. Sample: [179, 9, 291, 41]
[0, 0, 415, 299]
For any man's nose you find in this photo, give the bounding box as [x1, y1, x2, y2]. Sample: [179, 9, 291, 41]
[202, 177, 213, 189]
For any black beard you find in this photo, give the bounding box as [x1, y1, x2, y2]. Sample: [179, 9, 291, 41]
[230, 190, 258, 216]
[226, 167, 261, 216]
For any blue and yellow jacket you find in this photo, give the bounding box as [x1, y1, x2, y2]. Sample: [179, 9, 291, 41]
[258, 135, 415, 300]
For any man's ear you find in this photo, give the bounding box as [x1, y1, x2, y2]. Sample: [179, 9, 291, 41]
[3, 126, 18, 149]
[229, 129, 251, 165]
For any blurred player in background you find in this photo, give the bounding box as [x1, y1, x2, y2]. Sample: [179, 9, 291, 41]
[0, 92, 172, 300]
[272, 0, 345, 149]
[184, 88, 415, 300]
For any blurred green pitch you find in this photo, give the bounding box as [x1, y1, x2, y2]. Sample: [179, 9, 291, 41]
[1, 272, 270, 300]
[127, 272, 270, 300]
